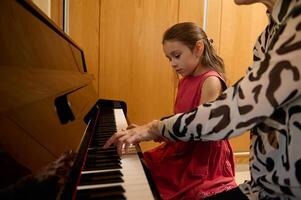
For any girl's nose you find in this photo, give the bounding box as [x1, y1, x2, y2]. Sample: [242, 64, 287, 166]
[171, 60, 177, 68]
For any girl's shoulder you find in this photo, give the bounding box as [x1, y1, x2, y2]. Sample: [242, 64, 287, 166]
[179, 70, 225, 88]
[202, 70, 223, 79]
[201, 70, 227, 90]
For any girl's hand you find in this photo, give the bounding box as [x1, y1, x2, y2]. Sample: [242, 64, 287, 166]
[103, 120, 164, 155]
[126, 123, 138, 130]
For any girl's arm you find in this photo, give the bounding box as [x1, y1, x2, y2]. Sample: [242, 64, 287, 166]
[199, 76, 223, 104]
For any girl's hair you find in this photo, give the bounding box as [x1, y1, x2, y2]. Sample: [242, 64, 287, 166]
[162, 22, 227, 82]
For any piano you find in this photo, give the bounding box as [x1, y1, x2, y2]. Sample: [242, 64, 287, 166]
[0, 0, 160, 199]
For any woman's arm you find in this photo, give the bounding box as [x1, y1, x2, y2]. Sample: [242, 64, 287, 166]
[104, 8, 301, 153]
[160, 10, 301, 142]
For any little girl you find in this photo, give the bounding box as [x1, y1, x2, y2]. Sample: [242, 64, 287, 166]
[143, 22, 237, 200]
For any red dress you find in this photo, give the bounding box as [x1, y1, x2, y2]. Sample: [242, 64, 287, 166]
[144, 70, 237, 200]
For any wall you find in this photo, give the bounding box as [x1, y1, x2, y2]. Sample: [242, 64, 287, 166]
[49, 0, 268, 155]
[69, 0, 100, 93]
[50, 0, 63, 29]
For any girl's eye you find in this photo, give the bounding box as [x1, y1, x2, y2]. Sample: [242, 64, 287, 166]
[174, 54, 181, 59]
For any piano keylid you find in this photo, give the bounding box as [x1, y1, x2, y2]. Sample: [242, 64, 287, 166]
[76, 108, 155, 199]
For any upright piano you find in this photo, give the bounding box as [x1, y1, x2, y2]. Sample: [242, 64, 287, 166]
[0, 0, 160, 199]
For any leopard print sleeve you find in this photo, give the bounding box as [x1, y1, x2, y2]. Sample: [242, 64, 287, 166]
[158, 1, 301, 143]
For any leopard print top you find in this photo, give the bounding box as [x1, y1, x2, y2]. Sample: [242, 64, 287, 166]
[158, 0, 301, 199]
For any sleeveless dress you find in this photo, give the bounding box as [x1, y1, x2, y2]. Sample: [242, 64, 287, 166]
[143, 70, 237, 200]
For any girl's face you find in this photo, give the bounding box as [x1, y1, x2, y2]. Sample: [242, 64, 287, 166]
[163, 40, 202, 77]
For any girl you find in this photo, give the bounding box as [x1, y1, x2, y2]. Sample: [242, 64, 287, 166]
[143, 22, 237, 200]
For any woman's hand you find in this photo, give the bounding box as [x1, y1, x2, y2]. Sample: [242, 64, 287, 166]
[12, 151, 76, 199]
[103, 120, 164, 155]
[34, 151, 76, 182]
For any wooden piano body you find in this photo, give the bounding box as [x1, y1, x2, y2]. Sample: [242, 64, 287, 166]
[0, 0, 159, 199]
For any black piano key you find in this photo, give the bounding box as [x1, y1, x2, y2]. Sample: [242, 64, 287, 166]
[85, 160, 120, 167]
[98, 119, 115, 122]
[90, 140, 111, 146]
[87, 152, 119, 158]
[97, 123, 116, 127]
[77, 194, 126, 200]
[88, 147, 118, 154]
[91, 133, 115, 138]
[97, 120, 116, 124]
[91, 136, 114, 141]
[95, 129, 117, 133]
[76, 185, 126, 200]
[93, 134, 115, 138]
[96, 124, 116, 128]
[89, 143, 114, 148]
[87, 154, 120, 161]
[90, 142, 111, 147]
[79, 170, 123, 185]
[84, 162, 122, 171]
[85, 158, 121, 165]
[86, 156, 120, 163]
[99, 126, 115, 129]
[73, 107, 129, 199]
[91, 138, 112, 143]
[96, 127, 116, 130]
[90, 141, 107, 146]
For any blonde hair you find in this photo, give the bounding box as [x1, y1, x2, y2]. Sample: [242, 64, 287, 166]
[162, 22, 226, 82]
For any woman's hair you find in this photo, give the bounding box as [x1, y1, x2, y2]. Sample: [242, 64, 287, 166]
[162, 22, 226, 82]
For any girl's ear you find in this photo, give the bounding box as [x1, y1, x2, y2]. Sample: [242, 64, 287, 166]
[194, 40, 204, 56]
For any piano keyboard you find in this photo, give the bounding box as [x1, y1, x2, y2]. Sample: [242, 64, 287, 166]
[75, 108, 154, 199]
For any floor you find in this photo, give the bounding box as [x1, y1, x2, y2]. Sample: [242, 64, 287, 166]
[235, 164, 250, 184]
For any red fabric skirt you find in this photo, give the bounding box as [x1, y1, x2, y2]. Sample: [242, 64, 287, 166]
[143, 140, 237, 200]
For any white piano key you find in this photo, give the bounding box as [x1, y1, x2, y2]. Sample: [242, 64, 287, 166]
[77, 108, 155, 199]
[114, 108, 128, 130]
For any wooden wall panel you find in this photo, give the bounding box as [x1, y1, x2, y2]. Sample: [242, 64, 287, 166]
[206, 0, 222, 52]
[219, 2, 267, 85]
[99, 0, 178, 125]
[178, 0, 204, 26]
[69, 0, 100, 95]
[50, 0, 63, 29]
[206, 1, 268, 153]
